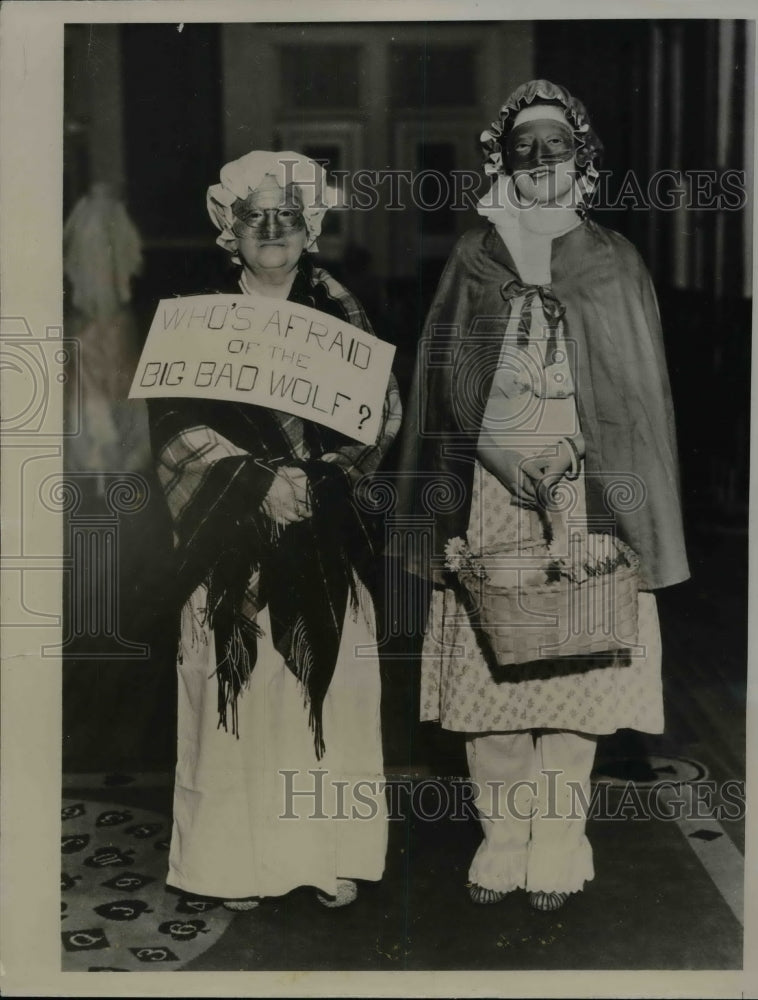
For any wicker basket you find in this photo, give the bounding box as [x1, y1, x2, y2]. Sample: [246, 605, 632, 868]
[459, 533, 640, 667]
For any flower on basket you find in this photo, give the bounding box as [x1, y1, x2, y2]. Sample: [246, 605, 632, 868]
[445, 533, 632, 590]
[547, 533, 631, 585]
[443, 537, 489, 580]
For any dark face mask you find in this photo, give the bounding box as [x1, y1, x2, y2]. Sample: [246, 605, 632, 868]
[232, 191, 306, 241]
[505, 119, 576, 173]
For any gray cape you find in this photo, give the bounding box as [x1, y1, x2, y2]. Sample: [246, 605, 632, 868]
[396, 219, 690, 591]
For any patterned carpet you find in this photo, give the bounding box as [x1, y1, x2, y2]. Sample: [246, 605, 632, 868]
[61, 795, 234, 971]
[60, 762, 744, 971]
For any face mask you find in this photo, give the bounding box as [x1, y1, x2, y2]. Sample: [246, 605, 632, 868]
[505, 119, 575, 173]
[232, 191, 306, 239]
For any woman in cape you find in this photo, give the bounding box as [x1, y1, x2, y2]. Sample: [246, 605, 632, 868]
[148, 151, 402, 910]
[398, 81, 689, 911]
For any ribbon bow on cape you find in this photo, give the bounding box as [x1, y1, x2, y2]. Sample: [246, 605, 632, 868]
[500, 277, 566, 366]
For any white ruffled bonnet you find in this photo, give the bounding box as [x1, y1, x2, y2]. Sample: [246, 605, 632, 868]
[207, 150, 338, 262]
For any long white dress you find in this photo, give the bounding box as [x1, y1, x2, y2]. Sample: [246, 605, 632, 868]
[168, 585, 388, 900]
[157, 264, 400, 901]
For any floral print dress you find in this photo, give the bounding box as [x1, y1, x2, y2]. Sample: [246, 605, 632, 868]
[419, 290, 664, 736]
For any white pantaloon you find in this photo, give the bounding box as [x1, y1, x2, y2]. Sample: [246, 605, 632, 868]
[466, 729, 597, 894]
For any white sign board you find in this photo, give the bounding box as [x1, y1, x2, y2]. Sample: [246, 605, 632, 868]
[129, 293, 396, 445]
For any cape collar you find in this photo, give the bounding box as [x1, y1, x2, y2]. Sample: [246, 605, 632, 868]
[476, 175, 583, 284]
[479, 211, 590, 286]
[476, 174, 583, 236]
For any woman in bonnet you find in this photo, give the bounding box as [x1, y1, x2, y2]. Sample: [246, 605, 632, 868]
[399, 81, 688, 911]
[148, 151, 402, 910]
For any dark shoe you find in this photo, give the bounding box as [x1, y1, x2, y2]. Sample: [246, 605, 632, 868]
[529, 890, 568, 912]
[468, 883, 509, 904]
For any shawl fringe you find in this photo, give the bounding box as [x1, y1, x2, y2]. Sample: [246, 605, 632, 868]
[149, 259, 394, 756]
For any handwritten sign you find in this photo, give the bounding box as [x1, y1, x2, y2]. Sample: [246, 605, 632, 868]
[129, 293, 396, 445]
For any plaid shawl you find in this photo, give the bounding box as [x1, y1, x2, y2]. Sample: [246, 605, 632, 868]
[148, 257, 402, 756]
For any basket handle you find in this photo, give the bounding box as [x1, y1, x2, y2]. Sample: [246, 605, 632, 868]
[543, 507, 569, 555]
